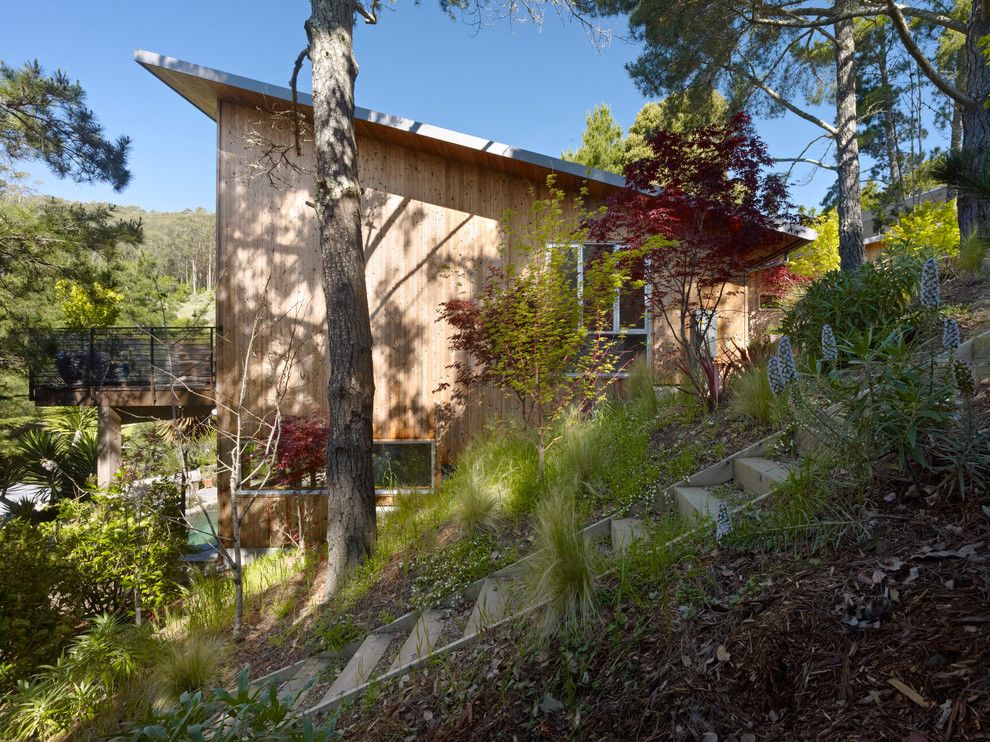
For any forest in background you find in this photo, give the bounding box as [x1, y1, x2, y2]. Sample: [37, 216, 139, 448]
[0, 193, 215, 419]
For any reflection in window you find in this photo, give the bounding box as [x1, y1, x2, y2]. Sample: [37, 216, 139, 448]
[374, 441, 434, 493]
[571, 243, 650, 372]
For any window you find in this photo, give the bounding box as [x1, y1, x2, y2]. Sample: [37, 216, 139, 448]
[691, 308, 718, 358]
[571, 243, 650, 371]
[373, 440, 435, 494]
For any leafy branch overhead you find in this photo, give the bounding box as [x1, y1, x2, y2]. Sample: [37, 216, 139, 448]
[1, 60, 131, 191]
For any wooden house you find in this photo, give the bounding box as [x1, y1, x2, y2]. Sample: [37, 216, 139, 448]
[129, 50, 814, 548]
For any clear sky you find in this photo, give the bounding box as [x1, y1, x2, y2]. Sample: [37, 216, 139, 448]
[5, 1, 947, 213]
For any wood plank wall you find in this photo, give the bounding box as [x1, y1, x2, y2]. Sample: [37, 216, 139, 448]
[214, 101, 764, 547]
[216, 101, 582, 547]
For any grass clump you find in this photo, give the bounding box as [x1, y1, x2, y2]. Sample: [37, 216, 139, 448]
[318, 614, 364, 652]
[956, 231, 989, 273]
[623, 356, 660, 417]
[152, 634, 229, 705]
[0, 615, 164, 741]
[728, 366, 776, 427]
[527, 486, 600, 633]
[722, 459, 863, 554]
[451, 457, 508, 535]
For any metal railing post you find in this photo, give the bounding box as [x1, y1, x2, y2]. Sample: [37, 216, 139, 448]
[88, 327, 95, 388]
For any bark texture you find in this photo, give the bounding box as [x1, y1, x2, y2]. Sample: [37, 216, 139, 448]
[959, 0, 990, 238]
[833, 0, 865, 272]
[307, 0, 377, 597]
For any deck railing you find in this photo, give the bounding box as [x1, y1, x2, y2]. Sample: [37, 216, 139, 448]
[28, 326, 215, 399]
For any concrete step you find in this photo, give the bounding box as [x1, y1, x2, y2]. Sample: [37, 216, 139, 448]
[732, 457, 789, 496]
[279, 653, 333, 699]
[463, 578, 508, 638]
[972, 362, 990, 380]
[673, 485, 723, 522]
[390, 610, 446, 671]
[315, 631, 394, 706]
[610, 517, 643, 553]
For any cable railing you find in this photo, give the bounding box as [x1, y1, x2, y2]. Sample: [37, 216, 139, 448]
[28, 326, 215, 399]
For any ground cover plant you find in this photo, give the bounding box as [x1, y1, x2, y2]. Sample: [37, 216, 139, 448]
[328, 249, 990, 740]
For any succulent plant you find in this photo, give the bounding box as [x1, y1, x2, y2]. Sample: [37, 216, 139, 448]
[821, 324, 838, 363]
[920, 257, 940, 309]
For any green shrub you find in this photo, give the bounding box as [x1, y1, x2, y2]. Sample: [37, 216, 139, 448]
[0, 518, 81, 688]
[0, 615, 164, 741]
[884, 199, 959, 260]
[51, 487, 184, 618]
[119, 668, 336, 742]
[777, 258, 920, 364]
[728, 366, 775, 427]
[527, 486, 600, 633]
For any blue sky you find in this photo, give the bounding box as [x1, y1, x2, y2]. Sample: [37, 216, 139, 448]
[6, 1, 947, 213]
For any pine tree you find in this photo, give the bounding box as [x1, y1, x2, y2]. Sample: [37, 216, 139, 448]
[562, 103, 626, 174]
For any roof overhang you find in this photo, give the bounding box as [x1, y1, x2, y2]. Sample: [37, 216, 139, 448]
[134, 49, 816, 245]
[134, 49, 627, 198]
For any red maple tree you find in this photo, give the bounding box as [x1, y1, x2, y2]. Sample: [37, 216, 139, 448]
[586, 112, 796, 404]
[273, 415, 328, 488]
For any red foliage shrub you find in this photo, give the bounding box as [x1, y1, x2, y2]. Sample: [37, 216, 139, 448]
[274, 415, 328, 487]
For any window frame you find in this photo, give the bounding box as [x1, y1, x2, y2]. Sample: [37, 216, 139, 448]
[234, 438, 436, 497]
[372, 439, 436, 496]
[564, 241, 652, 376]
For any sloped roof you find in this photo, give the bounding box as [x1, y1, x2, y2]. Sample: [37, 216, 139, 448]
[134, 49, 815, 248]
[134, 49, 628, 198]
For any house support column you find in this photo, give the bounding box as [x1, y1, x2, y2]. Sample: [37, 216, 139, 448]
[97, 405, 122, 487]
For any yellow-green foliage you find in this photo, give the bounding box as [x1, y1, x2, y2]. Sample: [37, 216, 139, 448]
[788, 209, 840, 278]
[885, 199, 959, 259]
[55, 279, 124, 328]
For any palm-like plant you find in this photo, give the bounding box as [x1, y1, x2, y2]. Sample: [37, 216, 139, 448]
[17, 425, 97, 503]
[930, 148, 990, 201]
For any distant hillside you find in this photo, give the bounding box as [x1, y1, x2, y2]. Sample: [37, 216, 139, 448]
[10, 194, 215, 293]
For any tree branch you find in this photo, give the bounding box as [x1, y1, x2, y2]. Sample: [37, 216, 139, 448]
[289, 46, 310, 157]
[774, 156, 838, 170]
[886, 0, 977, 108]
[354, 1, 378, 24]
[728, 62, 839, 135]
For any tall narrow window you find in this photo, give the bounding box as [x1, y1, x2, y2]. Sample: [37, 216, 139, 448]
[572, 243, 650, 372]
[690, 308, 718, 358]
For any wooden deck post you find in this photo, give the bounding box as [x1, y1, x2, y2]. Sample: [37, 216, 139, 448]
[97, 405, 122, 487]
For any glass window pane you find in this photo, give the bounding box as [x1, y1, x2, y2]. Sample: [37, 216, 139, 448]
[374, 442, 433, 490]
[619, 285, 646, 330]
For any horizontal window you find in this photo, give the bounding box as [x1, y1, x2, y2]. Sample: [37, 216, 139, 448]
[236, 439, 435, 495]
[374, 440, 434, 492]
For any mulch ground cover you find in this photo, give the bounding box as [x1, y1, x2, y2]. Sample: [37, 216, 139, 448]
[336, 386, 990, 740]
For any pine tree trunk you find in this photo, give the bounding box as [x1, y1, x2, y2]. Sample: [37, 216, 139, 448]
[834, 0, 865, 271]
[876, 44, 903, 194]
[307, 0, 377, 598]
[959, 0, 990, 239]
